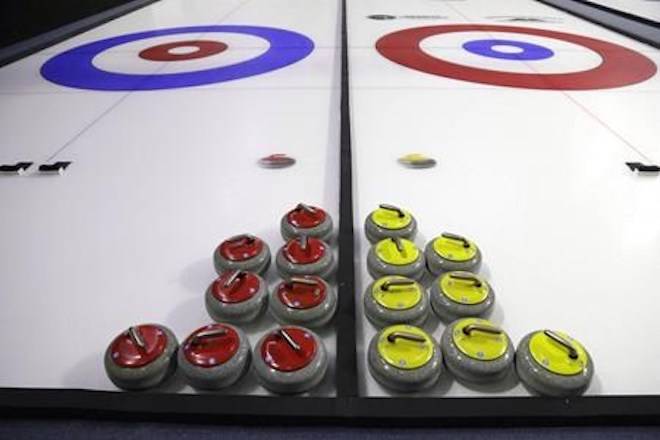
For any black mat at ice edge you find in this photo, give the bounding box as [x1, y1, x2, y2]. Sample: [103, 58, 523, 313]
[2, 420, 660, 440]
[537, 0, 660, 48]
[0, 0, 147, 48]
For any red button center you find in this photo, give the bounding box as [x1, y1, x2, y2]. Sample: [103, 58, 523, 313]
[260, 327, 317, 372]
[287, 206, 327, 228]
[139, 40, 228, 62]
[110, 325, 168, 368]
[283, 238, 326, 264]
[183, 324, 240, 368]
[212, 271, 261, 303]
[218, 236, 264, 262]
[277, 277, 326, 309]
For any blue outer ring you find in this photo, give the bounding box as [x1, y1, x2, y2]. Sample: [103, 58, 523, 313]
[462, 39, 554, 61]
[41, 25, 315, 91]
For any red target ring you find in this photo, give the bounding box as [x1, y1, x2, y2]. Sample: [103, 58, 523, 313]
[376, 24, 657, 90]
[139, 40, 228, 61]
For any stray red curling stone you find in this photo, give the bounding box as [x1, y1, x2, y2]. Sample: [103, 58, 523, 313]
[258, 154, 296, 168]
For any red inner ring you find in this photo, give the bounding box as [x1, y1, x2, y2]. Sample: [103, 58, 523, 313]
[260, 327, 317, 372]
[139, 40, 228, 62]
[110, 324, 168, 368]
[212, 271, 261, 303]
[183, 324, 240, 368]
[218, 236, 264, 262]
[277, 277, 327, 309]
[376, 24, 657, 90]
[287, 206, 327, 228]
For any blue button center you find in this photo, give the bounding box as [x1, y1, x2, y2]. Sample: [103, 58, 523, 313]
[463, 39, 554, 61]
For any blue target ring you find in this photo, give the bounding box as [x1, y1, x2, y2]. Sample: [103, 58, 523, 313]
[463, 39, 554, 61]
[41, 25, 314, 91]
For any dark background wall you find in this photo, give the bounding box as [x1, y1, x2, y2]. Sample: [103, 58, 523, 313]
[0, 0, 134, 48]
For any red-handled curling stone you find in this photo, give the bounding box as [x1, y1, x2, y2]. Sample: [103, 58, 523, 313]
[214, 234, 271, 275]
[275, 236, 335, 279]
[280, 203, 333, 242]
[258, 154, 296, 168]
[104, 324, 178, 390]
[268, 276, 337, 327]
[253, 326, 328, 394]
[205, 270, 268, 323]
[178, 323, 251, 390]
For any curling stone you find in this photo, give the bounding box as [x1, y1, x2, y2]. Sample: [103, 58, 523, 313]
[367, 324, 442, 392]
[430, 271, 495, 323]
[367, 237, 425, 281]
[258, 153, 295, 168]
[281, 203, 333, 242]
[205, 270, 268, 323]
[253, 326, 328, 394]
[398, 153, 437, 169]
[441, 318, 514, 384]
[214, 234, 271, 275]
[104, 324, 178, 390]
[269, 276, 337, 328]
[516, 329, 594, 397]
[364, 204, 417, 243]
[425, 232, 482, 276]
[276, 236, 335, 279]
[363, 276, 429, 328]
[178, 323, 250, 390]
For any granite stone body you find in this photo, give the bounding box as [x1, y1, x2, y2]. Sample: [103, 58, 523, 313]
[205, 273, 268, 324]
[367, 329, 443, 392]
[365, 215, 417, 243]
[516, 332, 594, 397]
[366, 247, 425, 281]
[253, 328, 328, 394]
[440, 321, 514, 384]
[178, 325, 251, 390]
[269, 278, 337, 328]
[214, 239, 271, 275]
[429, 273, 495, 323]
[363, 278, 429, 328]
[424, 240, 482, 276]
[104, 325, 179, 391]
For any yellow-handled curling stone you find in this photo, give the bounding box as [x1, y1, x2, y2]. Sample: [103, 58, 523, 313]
[367, 237, 426, 281]
[430, 271, 495, 323]
[424, 232, 482, 276]
[363, 276, 430, 328]
[440, 318, 514, 384]
[104, 324, 179, 390]
[368, 324, 443, 391]
[516, 329, 594, 396]
[398, 153, 437, 169]
[364, 204, 417, 243]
